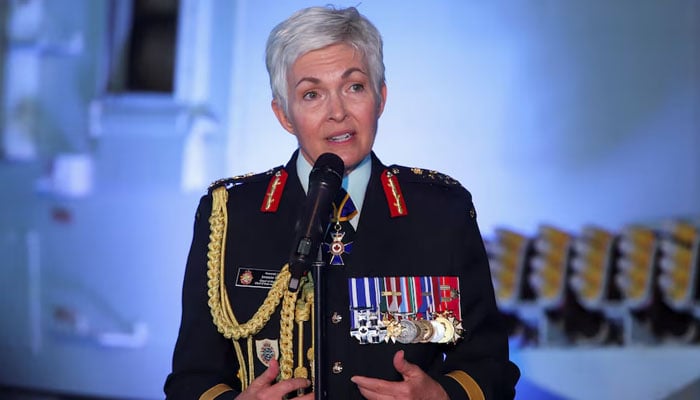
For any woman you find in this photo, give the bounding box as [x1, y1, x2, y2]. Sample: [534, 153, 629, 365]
[165, 6, 519, 400]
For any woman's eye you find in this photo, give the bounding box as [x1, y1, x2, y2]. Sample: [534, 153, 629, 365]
[349, 83, 364, 92]
[303, 91, 318, 100]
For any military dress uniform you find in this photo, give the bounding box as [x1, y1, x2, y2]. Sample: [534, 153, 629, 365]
[164, 151, 519, 399]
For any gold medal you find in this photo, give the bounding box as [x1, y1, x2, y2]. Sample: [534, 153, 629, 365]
[429, 320, 445, 343]
[435, 316, 455, 343]
[414, 319, 434, 343]
[384, 319, 402, 343]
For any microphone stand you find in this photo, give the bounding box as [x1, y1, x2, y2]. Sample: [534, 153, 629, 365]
[312, 252, 326, 400]
[286, 153, 343, 399]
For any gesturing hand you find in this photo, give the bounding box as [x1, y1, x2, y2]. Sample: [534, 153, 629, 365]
[235, 358, 313, 400]
[350, 350, 449, 400]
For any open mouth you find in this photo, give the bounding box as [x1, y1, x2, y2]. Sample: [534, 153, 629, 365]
[328, 132, 354, 142]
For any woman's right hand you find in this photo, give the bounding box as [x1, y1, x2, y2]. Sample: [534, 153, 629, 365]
[235, 358, 313, 400]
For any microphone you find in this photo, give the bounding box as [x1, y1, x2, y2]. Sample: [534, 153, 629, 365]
[288, 153, 344, 291]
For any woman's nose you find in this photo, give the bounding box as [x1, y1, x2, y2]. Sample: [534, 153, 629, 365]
[327, 93, 347, 121]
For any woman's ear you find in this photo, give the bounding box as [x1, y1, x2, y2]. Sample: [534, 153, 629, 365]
[271, 99, 295, 134]
[377, 83, 387, 117]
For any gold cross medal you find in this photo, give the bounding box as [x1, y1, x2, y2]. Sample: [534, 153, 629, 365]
[323, 223, 353, 265]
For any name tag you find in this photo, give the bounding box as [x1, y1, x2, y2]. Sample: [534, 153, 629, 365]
[235, 267, 279, 289]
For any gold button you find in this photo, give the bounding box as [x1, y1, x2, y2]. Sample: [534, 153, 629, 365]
[332, 361, 343, 374]
[331, 312, 342, 324]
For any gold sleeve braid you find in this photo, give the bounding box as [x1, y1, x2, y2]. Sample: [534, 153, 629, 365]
[207, 186, 300, 389]
[445, 370, 485, 400]
[199, 384, 233, 400]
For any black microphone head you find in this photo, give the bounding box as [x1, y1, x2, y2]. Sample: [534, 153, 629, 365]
[310, 152, 345, 184]
[288, 152, 345, 291]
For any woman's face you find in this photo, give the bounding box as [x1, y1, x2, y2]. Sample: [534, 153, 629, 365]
[272, 43, 387, 174]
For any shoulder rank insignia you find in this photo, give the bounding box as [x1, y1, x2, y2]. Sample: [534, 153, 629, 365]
[206, 166, 286, 199]
[380, 169, 408, 218]
[207, 176, 241, 193]
[391, 165, 462, 187]
[260, 169, 288, 213]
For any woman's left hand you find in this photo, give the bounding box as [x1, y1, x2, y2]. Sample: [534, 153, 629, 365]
[350, 350, 450, 400]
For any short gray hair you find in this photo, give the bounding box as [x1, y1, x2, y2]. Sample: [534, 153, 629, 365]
[265, 6, 385, 115]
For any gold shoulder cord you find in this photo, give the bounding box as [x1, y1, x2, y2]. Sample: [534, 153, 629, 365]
[206, 186, 310, 389]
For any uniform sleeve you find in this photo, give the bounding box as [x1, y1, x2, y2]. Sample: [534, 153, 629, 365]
[433, 192, 520, 400]
[164, 195, 241, 400]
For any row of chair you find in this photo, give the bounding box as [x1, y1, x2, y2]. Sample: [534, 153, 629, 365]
[486, 219, 700, 346]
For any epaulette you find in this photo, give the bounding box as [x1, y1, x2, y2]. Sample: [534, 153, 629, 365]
[386, 165, 476, 219]
[207, 166, 285, 195]
[386, 165, 462, 187]
[378, 166, 463, 218]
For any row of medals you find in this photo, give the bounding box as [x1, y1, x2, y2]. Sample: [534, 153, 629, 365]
[352, 310, 464, 345]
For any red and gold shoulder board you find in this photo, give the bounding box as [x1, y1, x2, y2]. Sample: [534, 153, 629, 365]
[260, 169, 288, 213]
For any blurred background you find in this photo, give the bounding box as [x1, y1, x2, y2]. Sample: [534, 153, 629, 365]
[0, 0, 698, 399]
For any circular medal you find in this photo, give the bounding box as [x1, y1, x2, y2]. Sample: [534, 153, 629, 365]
[435, 316, 455, 343]
[429, 320, 445, 343]
[331, 241, 344, 255]
[396, 320, 418, 344]
[414, 319, 434, 343]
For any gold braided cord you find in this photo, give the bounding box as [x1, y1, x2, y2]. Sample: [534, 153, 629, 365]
[309, 288, 315, 387]
[206, 186, 291, 340]
[206, 186, 317, 389]
[247, 337, 255, 387]
[293, 276, 314, 380]
[295, 280, 313, 322]
[232, 340, 247, 390]
[294, 318, 307, 380]
[279, 286, 299, 380]
[206, 186, 293, 389]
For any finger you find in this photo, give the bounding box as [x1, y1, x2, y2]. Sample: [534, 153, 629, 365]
[248, 358, 280, 389]
[393, 350, 419, 378]
[266, 377, 311, 396]
[356, 385, 394, 400]
[351, 375, 399, 394]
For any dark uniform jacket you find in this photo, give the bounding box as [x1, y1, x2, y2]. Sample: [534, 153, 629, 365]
[165, 151, 519, 399]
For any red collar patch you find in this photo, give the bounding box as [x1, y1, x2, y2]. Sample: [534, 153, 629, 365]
[381, 169, 408, 218]
[260, 169, 288, 212]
